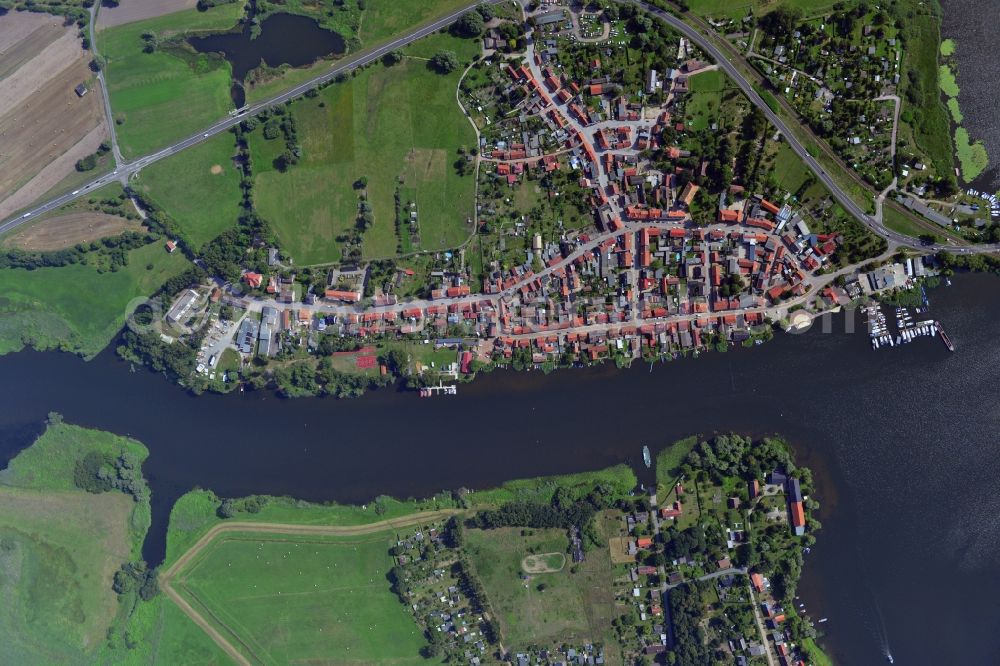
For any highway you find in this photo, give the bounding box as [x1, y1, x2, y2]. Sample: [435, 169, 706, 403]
[0, 0, 501, 236]
[623, 0, 1000, 256]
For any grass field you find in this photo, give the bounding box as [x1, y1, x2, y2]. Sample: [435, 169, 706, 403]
[244, 0, 477, 103]
[0, 241, 190, 358]
[251, 32, 479, 264]
[173, 529, 427, 664]
[655, 436, 699, 492]
[687, 0, 853, 20]
[685, 69, 727, 131]
[772, 143, 811, 195]
[465, 526, 617, 650]
[164, 489, 458, 565]
[897, 4, 955, 180]
[135, 132, 243, 249]
[0, 422, 150, 664]
[882, 205, 937, 239]
[466, 465, 637, 508]
[99, 3, 243, 158]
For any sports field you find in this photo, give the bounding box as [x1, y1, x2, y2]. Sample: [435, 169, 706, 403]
[0, 422, 150, 664]
[251, 32, 478, 264]
[0, 241, 190, 357]
[99, 3, 243, 158]
[135, 132, 243, 249]
[172, 529, 427, 664]
[465, 526, 617, 650]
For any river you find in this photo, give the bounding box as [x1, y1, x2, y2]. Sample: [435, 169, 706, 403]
[939, 0, 1000, 192]
[2, 273, 1000, 664]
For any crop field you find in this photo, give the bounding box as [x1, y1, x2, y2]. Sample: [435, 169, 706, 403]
[98, 0, 202, 29]
[0, 12, 108, 220]
[0, 241, 190, 357]
[1, 211, 140, 251]
[0, 423, 149, 664]
[465, 526, 617, 651]
[135, 132, 242, 248]
[172, 529, 427, 664]
[99, 3, 244, 158]
[252, 33, 478, 264]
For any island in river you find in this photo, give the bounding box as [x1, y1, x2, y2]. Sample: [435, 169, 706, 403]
[1, 420, 827, 665]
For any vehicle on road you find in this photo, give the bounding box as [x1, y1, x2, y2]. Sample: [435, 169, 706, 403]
[72, 190, 80, 195]
[21, 213, 30, 218]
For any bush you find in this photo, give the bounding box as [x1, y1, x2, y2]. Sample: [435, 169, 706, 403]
[429, 50, 460, 74]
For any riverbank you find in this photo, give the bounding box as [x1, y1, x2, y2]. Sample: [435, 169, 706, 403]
[0, 271, 999, 663]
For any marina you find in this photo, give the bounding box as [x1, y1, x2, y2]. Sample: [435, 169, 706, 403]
[865, 288, 955, 352]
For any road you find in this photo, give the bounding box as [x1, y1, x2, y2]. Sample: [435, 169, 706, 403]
[621, 0, 1000, 256]
[0, 0, 501, 236]
[159, 509, 464, 666]
[88, 3, 124, 168]
[4, 0, 996, 257]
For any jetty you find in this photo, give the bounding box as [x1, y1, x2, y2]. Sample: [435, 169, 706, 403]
[936, 321, 955, 352]
[418, 383, 458, 397]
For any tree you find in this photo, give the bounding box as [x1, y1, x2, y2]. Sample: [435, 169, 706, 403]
[382, 49, 403, 66]
[452, 10, 484, 38]
[759, 7, 803, 36]
[429, 50, 460, 74]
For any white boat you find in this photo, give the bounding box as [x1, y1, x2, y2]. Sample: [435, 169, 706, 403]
[818, 617, 828, 623]
[642, 445, 651, 468]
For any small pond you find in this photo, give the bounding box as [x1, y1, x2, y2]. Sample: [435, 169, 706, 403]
[188, 12, 346, 106]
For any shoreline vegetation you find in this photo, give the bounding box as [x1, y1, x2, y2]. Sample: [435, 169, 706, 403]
[937, 39, 989, 182]
[2, 421, 832, 664]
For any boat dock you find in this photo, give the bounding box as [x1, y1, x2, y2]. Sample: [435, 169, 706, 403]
[418, 383, 458, 397]
[868, 304, 950, 351]
[936, 321, 955, 352]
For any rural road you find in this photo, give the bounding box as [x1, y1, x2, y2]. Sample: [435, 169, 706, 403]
[159, 509, 464, 665]
[620, 0, 999, 256]
[0, 0, 504, 236]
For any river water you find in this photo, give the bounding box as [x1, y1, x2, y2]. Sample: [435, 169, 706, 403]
[939, 0, 1000, 192]
[2, 274, 1000, 664]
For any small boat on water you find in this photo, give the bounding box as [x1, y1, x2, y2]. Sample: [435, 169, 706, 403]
[887, 653, 894, 664]
[642, 445, 651, 468]
[818, 617, 828, 623]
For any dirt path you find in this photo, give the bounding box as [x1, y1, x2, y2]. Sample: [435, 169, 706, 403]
[159, 509, 464, 665]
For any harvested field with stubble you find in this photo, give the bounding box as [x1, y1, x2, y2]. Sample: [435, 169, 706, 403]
[97, 0, 201, 29]
[2, 212, 139, 251]
[0, 12, 108, 218]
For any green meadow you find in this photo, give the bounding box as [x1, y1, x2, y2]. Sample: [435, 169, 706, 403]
[465, 525, 617, 650]
[251, 32, 479, 264]
[466, 465, 637, 508]
[0, 241, 190, 358]
[244, 0, 479, 103]
[0, 422, 150, 664]
[173, 530, 428, 664]
[99, 3, 244, 158]
[687, 0, 852, 19]
[135, 132, 243, 249]
[685, 68, 728, 131]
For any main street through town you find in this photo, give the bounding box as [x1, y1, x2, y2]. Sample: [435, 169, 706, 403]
[2, 0, 997, 260]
